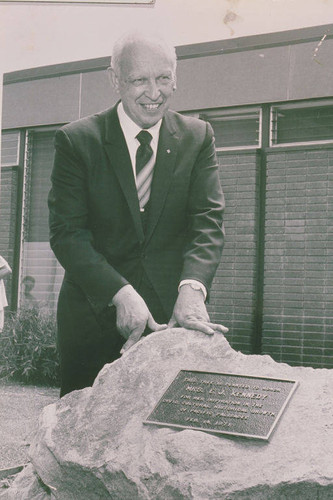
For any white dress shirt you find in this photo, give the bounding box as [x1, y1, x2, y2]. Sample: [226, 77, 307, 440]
[0, 255, 10, 332]
[115, 102, 207, 301]
[117, 102, 161, 177]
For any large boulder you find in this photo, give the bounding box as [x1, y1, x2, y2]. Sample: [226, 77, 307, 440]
[3, 328, 333, 499]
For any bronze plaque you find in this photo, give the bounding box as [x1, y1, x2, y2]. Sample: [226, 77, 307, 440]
[144, 370, 298, 441]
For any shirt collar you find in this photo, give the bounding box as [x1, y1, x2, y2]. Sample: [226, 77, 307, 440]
[117, 101, 162, 145]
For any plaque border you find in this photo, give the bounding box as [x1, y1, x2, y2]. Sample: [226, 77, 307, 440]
[144, 370, 299, 441]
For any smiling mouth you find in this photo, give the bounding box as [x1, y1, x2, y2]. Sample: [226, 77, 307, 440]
[140, 103, 162, 112]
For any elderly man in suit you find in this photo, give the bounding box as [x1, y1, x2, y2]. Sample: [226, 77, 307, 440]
[48, 32, 227, 397]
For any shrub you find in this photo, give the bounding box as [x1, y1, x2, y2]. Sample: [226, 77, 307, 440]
[0, 306, 60, 386]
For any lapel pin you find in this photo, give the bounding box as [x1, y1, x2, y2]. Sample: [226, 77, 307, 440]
[166, 149, 171, 154]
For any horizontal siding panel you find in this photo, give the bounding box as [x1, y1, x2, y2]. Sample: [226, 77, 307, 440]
[1, 131, 20, 166]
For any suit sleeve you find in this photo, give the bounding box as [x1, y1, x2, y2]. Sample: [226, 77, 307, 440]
[180, 121, 225, 298]
[48, 128, 128, 316]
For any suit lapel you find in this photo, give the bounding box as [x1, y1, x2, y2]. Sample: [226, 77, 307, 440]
[103, 106, 144, 242]
[145, 113, 179, 244]
[102, 106, 179, 245]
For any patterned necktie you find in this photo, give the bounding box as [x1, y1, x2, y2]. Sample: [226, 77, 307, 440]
[135, 130, 154, 210]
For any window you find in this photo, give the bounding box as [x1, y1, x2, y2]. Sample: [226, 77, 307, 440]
[200, 107, 261, 150]
[270, 100, 333, 146]
[20, 127, 64, 310]
[1, 130, 20, 167]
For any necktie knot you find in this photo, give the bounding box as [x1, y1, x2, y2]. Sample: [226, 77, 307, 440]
[136, 130, 152, 147]
[135, 130, 153, 178]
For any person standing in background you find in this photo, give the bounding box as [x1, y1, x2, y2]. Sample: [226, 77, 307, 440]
[0, 256, 12, 332]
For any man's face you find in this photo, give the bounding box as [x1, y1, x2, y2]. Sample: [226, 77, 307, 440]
[111, 42, 176, 129]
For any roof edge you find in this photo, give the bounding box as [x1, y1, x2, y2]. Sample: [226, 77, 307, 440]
[4, 23, 333, 85]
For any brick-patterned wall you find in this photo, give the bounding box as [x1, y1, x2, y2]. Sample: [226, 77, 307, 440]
[2, 132, 331, 369]
[208, 151, 260, 354]
[262, 148, 333, 368]
[0, 166, 19, 308]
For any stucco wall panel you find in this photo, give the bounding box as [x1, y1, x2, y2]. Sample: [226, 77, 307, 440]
[173, 46, 290, 111]
[289, 39, 333, 100]
[80, 69, 117, 118]
[2, 74, 81, 129]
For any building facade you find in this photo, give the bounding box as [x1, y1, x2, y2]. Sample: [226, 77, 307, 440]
[1, 25, 332, 368]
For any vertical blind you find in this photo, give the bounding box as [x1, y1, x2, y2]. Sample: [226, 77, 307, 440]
[26, 130, 56, 242]
[20, 129, 64, 310]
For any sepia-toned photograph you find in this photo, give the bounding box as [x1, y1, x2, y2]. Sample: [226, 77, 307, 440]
[0, 0, 332, 497]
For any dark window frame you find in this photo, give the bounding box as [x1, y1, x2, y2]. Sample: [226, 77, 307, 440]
[181, 106, 262, 151]
[270, 99, 333, 147]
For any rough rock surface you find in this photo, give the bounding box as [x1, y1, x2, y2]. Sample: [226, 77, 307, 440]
[3, 328, 333, 499]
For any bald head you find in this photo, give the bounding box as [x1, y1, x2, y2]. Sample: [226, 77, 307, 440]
[111, 32, 177, 77]
[109, 32, 177, 129]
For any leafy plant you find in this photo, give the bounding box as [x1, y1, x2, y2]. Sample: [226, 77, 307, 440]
[0, 306, 60, 386]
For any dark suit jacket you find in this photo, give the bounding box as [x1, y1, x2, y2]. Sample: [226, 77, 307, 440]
[48, 104, 225, 333]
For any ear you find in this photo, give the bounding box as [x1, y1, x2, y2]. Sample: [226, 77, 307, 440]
[108, 67, 120, 93]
